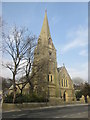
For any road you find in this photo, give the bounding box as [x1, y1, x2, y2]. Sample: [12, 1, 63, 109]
[2, 104, 89, 119]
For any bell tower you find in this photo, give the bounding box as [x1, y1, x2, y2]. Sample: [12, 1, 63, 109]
[32, 10, 59, 98]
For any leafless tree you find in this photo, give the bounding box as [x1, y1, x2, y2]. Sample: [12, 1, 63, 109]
[24, 36, 36, 92]
[16, 54, 49, 98]
[2, 26, 36, 103]
[16, 35, 37, 96]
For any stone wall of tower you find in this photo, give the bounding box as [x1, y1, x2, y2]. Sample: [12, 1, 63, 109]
[31, 11, 58, 98]
[31, 34, 59, 98]
[31, 41, 48, 97]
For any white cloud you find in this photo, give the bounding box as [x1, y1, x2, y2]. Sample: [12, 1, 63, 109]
[67, 62, 88, 81]
[62, 26, 88, 53]
[0, 56, 28, 79]
[79, 49, 88, 57]
[0, 58, 13, 78]
[51, 16, 60, 26]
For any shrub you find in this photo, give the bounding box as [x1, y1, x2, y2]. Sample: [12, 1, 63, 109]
[4, 94, 13, 103]
[75, 90, 82, 101]
[4, 93, 49, 103]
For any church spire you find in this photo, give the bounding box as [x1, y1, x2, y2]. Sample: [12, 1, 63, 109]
[40, 10, 51, 39]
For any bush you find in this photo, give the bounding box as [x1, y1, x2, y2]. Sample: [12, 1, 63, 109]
[15, 94, 25, 103]
[75, 90, 82, 101]
[4, 93, 49, 103]
[4, 94, 13, 103]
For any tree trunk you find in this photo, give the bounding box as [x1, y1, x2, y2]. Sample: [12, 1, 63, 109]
[20, 89, 23, 96]
[13, 89, 16, 103]
[13, 74, 16, 103]
[29, 81, 34, 93]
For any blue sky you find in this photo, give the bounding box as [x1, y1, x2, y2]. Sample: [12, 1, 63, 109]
[2, 2, 88, 81]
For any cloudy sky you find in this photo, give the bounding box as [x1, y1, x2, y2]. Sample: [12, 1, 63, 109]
[1, 2, 88, 81]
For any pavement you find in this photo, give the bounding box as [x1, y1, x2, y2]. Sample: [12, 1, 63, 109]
[2, 103, 90, 119]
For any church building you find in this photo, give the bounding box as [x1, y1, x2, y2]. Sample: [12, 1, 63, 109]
[31, 10, 75, 102]
[8, 11, 75, 102]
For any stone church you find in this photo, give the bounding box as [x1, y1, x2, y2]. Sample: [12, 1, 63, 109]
[31, 11, 75, 102]
[9, 11, 75, 102]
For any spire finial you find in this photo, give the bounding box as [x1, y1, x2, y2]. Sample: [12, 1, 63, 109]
[40, 10, 51, 38]
[45, 9, 47, 13]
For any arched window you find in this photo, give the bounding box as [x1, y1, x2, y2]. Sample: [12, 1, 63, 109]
[48, 38, 51, 44]
[51, 75, 52, 82]
[62, 79, 63, 87]
[64, 79, 65, 87]
[66, 80, 68, 87]
[48, 75, 49, 82]
[49, 52, 52, 56]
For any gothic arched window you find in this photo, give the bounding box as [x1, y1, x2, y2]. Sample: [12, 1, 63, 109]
[64, 79, 65, 87]
[48, 37, 51, 45]
[48, 75, 49, 82]
[49, 52, 52, 56]
[51, 75, 52, 82]
[66, 80, 68, 87]
[62, 79, 63, 87]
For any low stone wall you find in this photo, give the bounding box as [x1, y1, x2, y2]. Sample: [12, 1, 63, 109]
[80, 96, 90, 104]
[49, 97, 81, 105]
[2, 100, 85, 111]
[49, 97, 64, 105]
[87, 97, 90, 103]
[80, 98, 85, 103]
[2, 103, 47, 111]
[3, 97, 90, 111]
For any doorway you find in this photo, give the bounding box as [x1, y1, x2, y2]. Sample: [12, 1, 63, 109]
[63, 91, 66, 101]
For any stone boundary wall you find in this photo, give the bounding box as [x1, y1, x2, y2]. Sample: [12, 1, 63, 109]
[87, 97, 90, 103]
[2, 101, 88, 111]
[2, 97, 90, 111]
[80, 96, 90, 103]
[2, 103, 47, 111]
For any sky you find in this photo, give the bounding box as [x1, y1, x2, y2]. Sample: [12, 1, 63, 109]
[1, 2, 88, 81]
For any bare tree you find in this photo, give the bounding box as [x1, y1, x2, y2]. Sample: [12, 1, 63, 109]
[24, 36, 36, 93]
[2, 26, 36, 103]
[16, 35, 37, 96]
[16, 54, 49, 98]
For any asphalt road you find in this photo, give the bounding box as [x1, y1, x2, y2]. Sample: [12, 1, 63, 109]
[2, 104, 89, 119]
